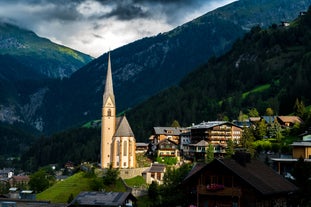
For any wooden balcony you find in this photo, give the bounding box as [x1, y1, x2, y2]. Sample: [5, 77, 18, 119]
[197, 185, 242, 197]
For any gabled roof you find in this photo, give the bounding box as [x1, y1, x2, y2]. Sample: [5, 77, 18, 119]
[183, 163, 206, 181]
[68, 191, 136, 207]
[184, 158, 298, 195]
[157, 138, 178, 146]
[142, 163, 166, 174]
[189, 140, 208, 147]
[220, 158, 298, 195]
[114, 116, 134, 137]
[261, 116, 276, 124]
[277, 116, 303, 124]
[153, 127, 188, 135]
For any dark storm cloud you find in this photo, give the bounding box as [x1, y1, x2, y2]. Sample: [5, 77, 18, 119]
[99, 1, 149, 20]
[0, 0, 235, 57]
[0, 0, 210, 24]
[94, 0, 206, 22]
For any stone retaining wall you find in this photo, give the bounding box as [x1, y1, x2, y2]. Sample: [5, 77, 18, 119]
[119, 167, 149, 179]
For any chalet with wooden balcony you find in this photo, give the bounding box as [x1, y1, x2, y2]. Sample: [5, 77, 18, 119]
[190, 121, 243, 156]
[183, 155, 298, 207]
[150, 127, 189, 145]
[157, 138, 180, 161]
[183, 140, 212, 161]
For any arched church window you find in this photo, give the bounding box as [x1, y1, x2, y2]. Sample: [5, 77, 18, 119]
[123, 141, 127, 156]
[107, 109, 111, 116]
[117, 141, 120, 155]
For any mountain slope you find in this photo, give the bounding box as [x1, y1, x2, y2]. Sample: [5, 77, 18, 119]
[0, 22, 94, 132]
[40, 0, 311, 134]
[127, 8, 311, 140]
[0, 22, 93, 79]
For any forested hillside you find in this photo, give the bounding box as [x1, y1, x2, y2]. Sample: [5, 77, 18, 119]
[20, 127, 100, 171]
[127, 8, 311, 141]
[19, 8, 311, 171]
[38, 0, 311, 134]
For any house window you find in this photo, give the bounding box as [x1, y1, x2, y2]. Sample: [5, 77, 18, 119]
[107, 109, 111, 116]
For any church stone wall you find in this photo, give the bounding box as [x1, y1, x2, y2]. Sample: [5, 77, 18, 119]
[119, 167, 149, 179]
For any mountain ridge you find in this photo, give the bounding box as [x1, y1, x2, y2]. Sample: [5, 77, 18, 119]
[1, 0, 311, 135]
[0, 22, 93, 79]
[39, 0, 311, 134]
[127, 9, 311, 140]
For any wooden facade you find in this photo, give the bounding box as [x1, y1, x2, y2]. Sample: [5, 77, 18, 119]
[183, 157, 298, 207]
[291, 142, 311, 159]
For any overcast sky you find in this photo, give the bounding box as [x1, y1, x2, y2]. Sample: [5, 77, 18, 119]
[0, 0, 235, 57]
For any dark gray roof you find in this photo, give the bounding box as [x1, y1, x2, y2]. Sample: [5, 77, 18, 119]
[190, 121, 242, 129]
[219, 158, 299, 195]
[153, 127, 188, 135]
[143, 163, 166, 173]
[136, 142, 149, 147]
[114, 116, 134, 137]
[291, 141, 311, 147]
[68, 191, 136, 206]
[188, 140, 208, 147]
[184, 158, 299, 195]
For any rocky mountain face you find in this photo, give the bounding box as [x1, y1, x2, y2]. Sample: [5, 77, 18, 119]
[1, 0, 311, 135]
[0, 23, 93, 133]
[0, 22, 93, 79]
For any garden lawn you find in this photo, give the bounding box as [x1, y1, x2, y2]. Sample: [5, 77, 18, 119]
[36, 172, 93, 203]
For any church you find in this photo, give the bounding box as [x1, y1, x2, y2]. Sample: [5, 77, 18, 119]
[100, 53, 136, 169]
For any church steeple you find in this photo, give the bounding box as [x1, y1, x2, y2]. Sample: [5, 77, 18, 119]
[103, 52, 115, 105]
[100, 52, 136, 169]
[101, 52, 116, 169]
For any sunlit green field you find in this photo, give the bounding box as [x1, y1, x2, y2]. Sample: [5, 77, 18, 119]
[36, 172, 93, 203]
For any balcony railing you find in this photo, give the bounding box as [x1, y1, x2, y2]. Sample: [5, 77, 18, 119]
[197, 184, 241, 197]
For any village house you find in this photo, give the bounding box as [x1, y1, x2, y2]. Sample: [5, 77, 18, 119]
[135, 143, 149, 154]
[183, 140, 210, 162]
[186, 121, 243, 160]
[270, 130, 311, 176]
[67, 191, 137, 207]
[183, 154, 298, 207]
[8, 176, 29, 189]
[142, 163, 166, 185]
[148, 122, 243, 161]
[179, 130, 191, 155]
[156, 138, 180, 161]
[150, 127, 188, 145]
[276, 116, 303, 128]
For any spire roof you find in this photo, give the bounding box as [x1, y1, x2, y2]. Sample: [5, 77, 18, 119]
[103, 52, 115, 105]
[114, 116, 135, 137]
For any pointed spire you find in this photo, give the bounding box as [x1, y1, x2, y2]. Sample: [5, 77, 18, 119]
[103, 52, 115, 105]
